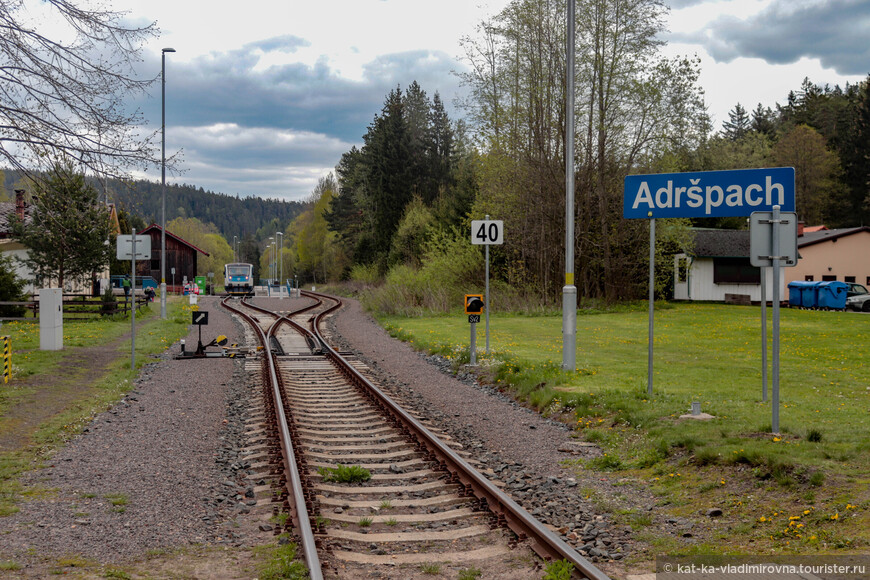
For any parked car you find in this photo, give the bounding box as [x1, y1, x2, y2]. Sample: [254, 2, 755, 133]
[845, 282, 870, 312]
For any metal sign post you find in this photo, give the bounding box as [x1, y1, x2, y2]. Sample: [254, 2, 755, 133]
[772, 207, 782, 434]
[647, 218, 655, 396]
[564, 0, 577, 372]
[761, 267, 768, 403]
[470, 219, 503, 355]
[750, 207, 797, 434]
[117, 230, 151, 369]
[131, 230, 137, 370]
[465, 295, 484, 366]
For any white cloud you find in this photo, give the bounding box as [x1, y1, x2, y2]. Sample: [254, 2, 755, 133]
[110, 0, 870, 198]
[163, 123, 353, 199]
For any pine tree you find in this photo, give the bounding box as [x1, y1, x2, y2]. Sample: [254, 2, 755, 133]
[722, 103, 750, 140]
[429, 92, 455, 197]
[10, 163, 113, 289]
[751, 103, 777, 137]
[363, 88, 413, 262]
[403, 81, 433, 201]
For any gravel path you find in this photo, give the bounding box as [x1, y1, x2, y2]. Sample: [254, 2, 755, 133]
[0, 295, 658, 577]
[0, 296, 253, 571]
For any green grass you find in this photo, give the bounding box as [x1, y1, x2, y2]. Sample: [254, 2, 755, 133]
[543, 559, 575, 580]
[378, 302, 870, 552]
[253, 537, 307, 580]
[420, 562, 441, 574]
[457, 567, 482, 580]
[379, 303, 868, 471]
[317, 464, 372, 483]
[0, 560, 21, 571]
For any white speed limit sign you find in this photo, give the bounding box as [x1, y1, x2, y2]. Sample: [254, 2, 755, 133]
[471, 220, 503, 245]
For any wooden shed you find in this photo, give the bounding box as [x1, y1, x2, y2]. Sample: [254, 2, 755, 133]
[137, 224, 209, 293]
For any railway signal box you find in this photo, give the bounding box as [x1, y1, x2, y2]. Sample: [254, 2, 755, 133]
[465, 295, 484, 314]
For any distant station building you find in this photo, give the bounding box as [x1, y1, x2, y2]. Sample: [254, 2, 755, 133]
[137, 224, 209, 293]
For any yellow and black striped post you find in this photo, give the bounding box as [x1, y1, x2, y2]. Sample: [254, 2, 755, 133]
[2, 336, 10, 384]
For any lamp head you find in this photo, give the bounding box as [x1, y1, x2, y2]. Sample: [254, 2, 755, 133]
[162, 47, 176, 53]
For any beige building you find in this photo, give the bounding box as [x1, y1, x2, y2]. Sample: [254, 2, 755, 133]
[792, 225, 870, 288]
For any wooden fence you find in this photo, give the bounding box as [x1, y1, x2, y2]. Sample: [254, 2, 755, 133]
[0, 294, 150, 322]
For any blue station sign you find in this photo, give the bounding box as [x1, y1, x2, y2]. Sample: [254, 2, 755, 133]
[624, 167, 795, 219]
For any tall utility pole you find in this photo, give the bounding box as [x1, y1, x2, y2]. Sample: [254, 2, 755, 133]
[562, 0, 577, 371]
[277, 231, 284, 298]
[160, 47, 175, 320]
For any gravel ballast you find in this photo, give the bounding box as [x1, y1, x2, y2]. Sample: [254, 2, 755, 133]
[0, 295, 658, 576]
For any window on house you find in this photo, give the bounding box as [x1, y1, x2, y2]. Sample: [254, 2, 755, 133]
[805, 275, 814, 281]
[822, 275, 837, 281]
[151, 259, 159, 271]
[845, 276, 856, 283]
[713, 258, 760, 284]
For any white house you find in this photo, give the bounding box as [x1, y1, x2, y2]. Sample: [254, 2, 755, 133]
[673, 229, 784, 303]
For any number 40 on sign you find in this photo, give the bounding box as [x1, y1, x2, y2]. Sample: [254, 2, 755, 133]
[471, 220, 503, 245]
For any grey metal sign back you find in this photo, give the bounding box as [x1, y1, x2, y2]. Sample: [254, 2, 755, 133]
[749, 211, 798, 267]
[749, 206, 794, 435]
[116, 234, 152, 260]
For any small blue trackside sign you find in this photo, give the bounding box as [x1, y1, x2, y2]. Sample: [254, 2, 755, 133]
[623, 167, 795, 219]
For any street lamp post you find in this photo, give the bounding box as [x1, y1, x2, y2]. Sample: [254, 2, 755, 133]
[562, 2, 576, 370]
[277, 232, 283, 298]
[268, 237, 274, 294]
[160, 47, 176, 320]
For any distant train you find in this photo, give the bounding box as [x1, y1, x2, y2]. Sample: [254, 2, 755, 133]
[224, 263, 254, 296]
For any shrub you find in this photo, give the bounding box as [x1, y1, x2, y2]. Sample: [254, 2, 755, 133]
[0, 254, 27, 318]
[317, 464, 371, 483]
[349, 263, 380, 285]
[587, 452, 623, 471]
[543, 559, 575, 580]
[388, 197, 435, 268]
[693, 447, 721, 466]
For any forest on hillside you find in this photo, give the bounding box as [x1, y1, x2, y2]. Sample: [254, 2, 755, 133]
[1, 171, 308, 243]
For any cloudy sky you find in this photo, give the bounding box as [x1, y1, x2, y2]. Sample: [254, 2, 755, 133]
[112, 0, 869, 201]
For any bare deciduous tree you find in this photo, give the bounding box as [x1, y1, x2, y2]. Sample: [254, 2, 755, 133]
[0, 0, 158, 177]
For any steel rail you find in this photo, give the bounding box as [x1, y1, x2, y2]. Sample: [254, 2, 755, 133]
[301, 289, 610, 580]
[220, 297, 324, 580]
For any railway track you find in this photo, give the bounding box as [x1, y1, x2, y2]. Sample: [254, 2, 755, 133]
[221, 292, 610, 579]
